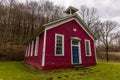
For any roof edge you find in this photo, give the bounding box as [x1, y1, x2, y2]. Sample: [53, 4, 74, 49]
[25, 12, 97, 45]
[74, 13, 97, 40]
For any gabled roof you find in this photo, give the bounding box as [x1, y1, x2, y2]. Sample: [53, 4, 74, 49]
[27, 13, 97, 44]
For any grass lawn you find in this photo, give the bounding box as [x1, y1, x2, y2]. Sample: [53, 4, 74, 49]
[0, 61, 120, 80]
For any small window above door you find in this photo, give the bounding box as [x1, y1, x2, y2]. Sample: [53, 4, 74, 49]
[72, 39, 79, 45]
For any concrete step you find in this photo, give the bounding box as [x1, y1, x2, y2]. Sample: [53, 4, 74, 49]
[72, 65, 90, 70]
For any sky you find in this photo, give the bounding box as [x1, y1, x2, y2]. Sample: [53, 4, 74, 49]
[47, 0, 120, 23]
[20, 0, 120, 23]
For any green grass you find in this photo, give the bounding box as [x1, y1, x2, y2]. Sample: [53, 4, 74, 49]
[0, 61, 120, 80]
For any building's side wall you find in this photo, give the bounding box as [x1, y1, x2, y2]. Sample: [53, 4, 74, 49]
[43, 20, 96, 70]
[24, 33, 44, 69]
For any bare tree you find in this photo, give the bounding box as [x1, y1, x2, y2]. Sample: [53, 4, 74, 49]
[79, 5, 99, 29]
[98, 20, 118, 61]
[79, 5, 101, 48]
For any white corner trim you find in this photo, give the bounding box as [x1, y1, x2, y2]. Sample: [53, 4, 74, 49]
[71, 40, 73, 64]
[85, 40, 92, 56]
[94, 40, 97, 62]
[55, 33, 64, 56]
[42, 29, 47, 67]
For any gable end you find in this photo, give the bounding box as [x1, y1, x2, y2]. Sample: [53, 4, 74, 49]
[45, 18, 96, 41]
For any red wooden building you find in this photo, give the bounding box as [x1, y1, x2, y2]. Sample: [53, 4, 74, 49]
[24, 6, 97, 70]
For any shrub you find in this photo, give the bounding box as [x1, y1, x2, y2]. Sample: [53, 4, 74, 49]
[0, 45, 26, 61]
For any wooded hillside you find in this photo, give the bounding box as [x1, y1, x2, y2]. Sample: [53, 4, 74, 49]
[0, 0, 64, 60]
[0, 0, 64, 49]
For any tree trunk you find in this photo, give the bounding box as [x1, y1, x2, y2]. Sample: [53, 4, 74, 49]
[106, 47, 109, 62]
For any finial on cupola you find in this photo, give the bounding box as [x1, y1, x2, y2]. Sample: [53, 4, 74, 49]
[64, 6, 78, 15]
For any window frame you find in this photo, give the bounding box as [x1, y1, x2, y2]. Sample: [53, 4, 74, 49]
[30, 41, 34, 56]
[34, 36, 39, 56]
[27, 43, 31, 57]
[55, 33, 64, 56]
[85, 40, 91, 56]
[25, 47, 28, 57]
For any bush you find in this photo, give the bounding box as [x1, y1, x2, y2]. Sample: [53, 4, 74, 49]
[0, 45, 26, 61]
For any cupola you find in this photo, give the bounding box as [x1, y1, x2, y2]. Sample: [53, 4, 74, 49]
[64, 6, 78, 15]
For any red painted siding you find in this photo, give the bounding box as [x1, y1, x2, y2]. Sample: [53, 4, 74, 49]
[24, 19, 96, 70]
[24, 33, 44, 69]
[43, 20, 96, 70]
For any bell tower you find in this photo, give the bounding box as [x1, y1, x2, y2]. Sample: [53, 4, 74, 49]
[64, 6, 78, 15]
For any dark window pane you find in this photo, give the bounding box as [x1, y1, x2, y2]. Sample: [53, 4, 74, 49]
[86, 41, 90, 55]
[72, 39, 79, 45]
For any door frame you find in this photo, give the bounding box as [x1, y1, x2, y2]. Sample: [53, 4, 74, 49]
[71, 37, 82, 64]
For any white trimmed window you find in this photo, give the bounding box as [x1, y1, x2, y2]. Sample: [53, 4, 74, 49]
[25, 47, 28, 57]
[85, 40, 91, 56]
[55, 34, 64, 56]
[34, 36, 39, 56]
[30, 41, 34, 56]
[27, 43, 31, 56]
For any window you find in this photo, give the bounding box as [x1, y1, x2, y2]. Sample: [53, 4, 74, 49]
[85, 40, 91, 56]
[72, 39, 79, 45]
[27, 43, 31, 56]
[34, 36, 39, 56]
[55, 34, 64, 56]
[30, 41, 34, 56]
[25, 47, 28, 57]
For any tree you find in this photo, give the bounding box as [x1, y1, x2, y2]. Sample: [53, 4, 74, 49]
[98, 21, 118, 61]
[79, 5, 101, 47]
[0, 0, 64, 49]
[0, 0, 65, 60]
[79, 5, 99, 29]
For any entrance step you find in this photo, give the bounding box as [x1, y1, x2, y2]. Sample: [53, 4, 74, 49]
[72, 65, 90, 71]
